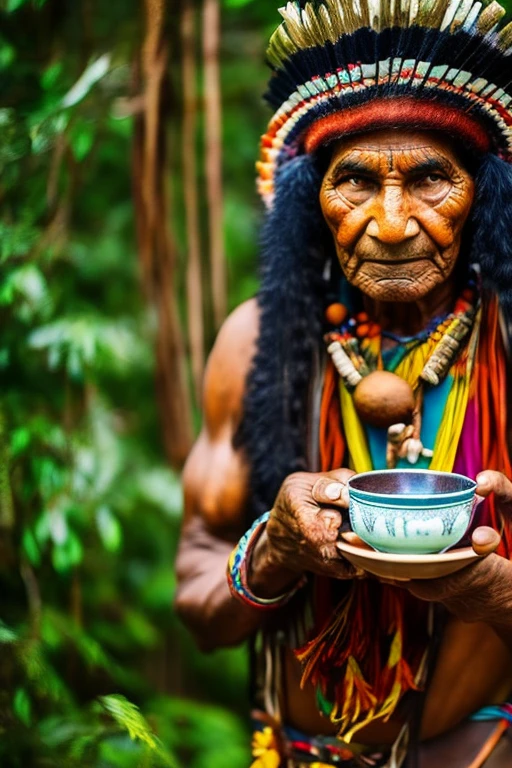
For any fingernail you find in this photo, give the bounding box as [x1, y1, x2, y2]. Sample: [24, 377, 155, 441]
[472, 529, 489, 545]
[325, 482, 343, 500]
[476, 473, 490, 486]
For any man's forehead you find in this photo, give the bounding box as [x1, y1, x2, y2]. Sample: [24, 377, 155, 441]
[329, 129, 459, 162]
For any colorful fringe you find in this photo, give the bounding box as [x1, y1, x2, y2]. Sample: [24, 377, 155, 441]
[295, 296, 512, 741]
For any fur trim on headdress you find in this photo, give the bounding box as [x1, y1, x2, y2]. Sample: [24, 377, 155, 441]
[471, 153, 512, 323]
[236, 154, 330, 519]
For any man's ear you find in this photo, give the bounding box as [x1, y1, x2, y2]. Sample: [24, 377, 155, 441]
[471, 154, 512, 325]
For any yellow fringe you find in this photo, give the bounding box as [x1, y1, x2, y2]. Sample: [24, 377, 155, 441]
[430, 308, 481, 470]
[339, 382, 372, 473]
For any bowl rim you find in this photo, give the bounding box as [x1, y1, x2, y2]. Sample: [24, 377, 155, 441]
[347, 468, 477, 500]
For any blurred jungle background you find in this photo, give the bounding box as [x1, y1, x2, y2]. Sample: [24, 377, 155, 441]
[0, 0, 282, 765]
[2, 0, 512, 767]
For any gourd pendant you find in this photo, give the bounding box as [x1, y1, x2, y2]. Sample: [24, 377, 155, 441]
[352, 370, 415, 429]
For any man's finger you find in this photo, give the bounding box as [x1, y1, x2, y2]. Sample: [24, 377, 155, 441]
[338, 531, 372, 550]
[476, 470, 512, 503]
[312, 476, 350, 507]
[332, 561, 367, 579]
[317, 508, 343, 537]
[472, 526, 501, 556]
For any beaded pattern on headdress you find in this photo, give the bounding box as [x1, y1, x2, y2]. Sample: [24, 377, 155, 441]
[258, 0, 512, 206]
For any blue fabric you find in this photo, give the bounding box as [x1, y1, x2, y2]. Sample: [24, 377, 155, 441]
[471, 705, 512, 724]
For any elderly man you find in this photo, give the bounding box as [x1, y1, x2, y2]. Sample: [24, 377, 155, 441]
[175, 0, 512, 765]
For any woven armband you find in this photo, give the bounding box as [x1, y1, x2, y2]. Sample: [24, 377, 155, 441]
[227, 511, 307, 610]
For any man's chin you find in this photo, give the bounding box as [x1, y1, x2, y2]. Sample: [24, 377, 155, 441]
[351, 268, 441, 302]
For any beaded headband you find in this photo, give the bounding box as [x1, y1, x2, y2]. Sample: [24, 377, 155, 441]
[258, 0, 512, 206]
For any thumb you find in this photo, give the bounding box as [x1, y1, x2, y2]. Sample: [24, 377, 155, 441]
[471, 526, 501, 556]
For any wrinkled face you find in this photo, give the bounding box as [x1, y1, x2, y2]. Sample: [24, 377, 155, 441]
[319, 130, 475, 301]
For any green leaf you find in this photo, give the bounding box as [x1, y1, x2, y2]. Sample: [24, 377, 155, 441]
[51, 531, 83, 573]
[100, 695, 157, 748]
[49, 508, 68, 546]
[13, 687, 31, 726]
[0, 220, 39, 262]
[70, 121, 95, 161]
[18, 640, 70, 703]
[22, 528, 41, 567]
[35, 510, 51, 546]
[10, 427, 31, 456]
[30, 112, 69, 154]
[2, 263, 50, 321]
[123, 609, 159, 648]
[41, 61, 63, 91]
[0, 281, 14, 305]
[0, 620, 17, 644]
[0, 41, 15, 69]
[96, 506, 122, 552]
[99, 695, 178, 766]
[5, 0, 28, 11]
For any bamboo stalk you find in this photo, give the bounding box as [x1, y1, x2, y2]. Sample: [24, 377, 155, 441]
[202, 0, 226, 330]
[182, 0, 205, 404]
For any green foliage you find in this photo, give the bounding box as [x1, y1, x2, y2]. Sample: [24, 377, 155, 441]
[96, 695, 178, 767]
[0, 0, 261, 765]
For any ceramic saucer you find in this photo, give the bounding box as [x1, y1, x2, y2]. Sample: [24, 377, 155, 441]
[336, 539, 482, 581]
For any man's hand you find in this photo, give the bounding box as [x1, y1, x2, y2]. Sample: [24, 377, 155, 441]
[406, 471, 512, 640]
[247, 469, 362, 599]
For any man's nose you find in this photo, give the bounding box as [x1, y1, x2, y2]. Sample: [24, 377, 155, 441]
[366, 186, 420, 244]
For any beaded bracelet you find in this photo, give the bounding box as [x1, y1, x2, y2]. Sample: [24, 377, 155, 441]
[227, 511, 307, 610]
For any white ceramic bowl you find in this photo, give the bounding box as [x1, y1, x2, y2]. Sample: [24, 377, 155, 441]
[347, 469, 477, 555]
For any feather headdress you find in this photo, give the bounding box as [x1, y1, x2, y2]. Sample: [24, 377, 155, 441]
[258, 0, 512, 206]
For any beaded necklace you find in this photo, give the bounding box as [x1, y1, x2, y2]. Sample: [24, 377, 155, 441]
[324, 280, 479, 470]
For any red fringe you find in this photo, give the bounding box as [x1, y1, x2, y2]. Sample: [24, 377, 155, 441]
[319, 361, 345, 471]
[477, 298, 512, 557]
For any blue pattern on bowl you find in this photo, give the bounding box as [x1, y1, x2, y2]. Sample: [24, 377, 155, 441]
[347, 470, 477, 554]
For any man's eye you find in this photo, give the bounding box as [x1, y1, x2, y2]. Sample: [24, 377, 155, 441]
[419, 173, 446, 184]
[346, 175, 370, 187]
[336, 175, 372, 188]
[332, 174, 377, 201]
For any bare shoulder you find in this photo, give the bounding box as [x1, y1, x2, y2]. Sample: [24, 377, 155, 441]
[203, 298, 259, 436]
[182, 299, 259, 535]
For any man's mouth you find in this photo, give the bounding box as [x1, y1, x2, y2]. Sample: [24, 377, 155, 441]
[349, 255, 438, 278]
[360, 255, 434, 265]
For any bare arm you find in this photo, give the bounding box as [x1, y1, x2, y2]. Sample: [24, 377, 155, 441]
[175, 300, 361, 651]
[175, 300, 299, 650]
